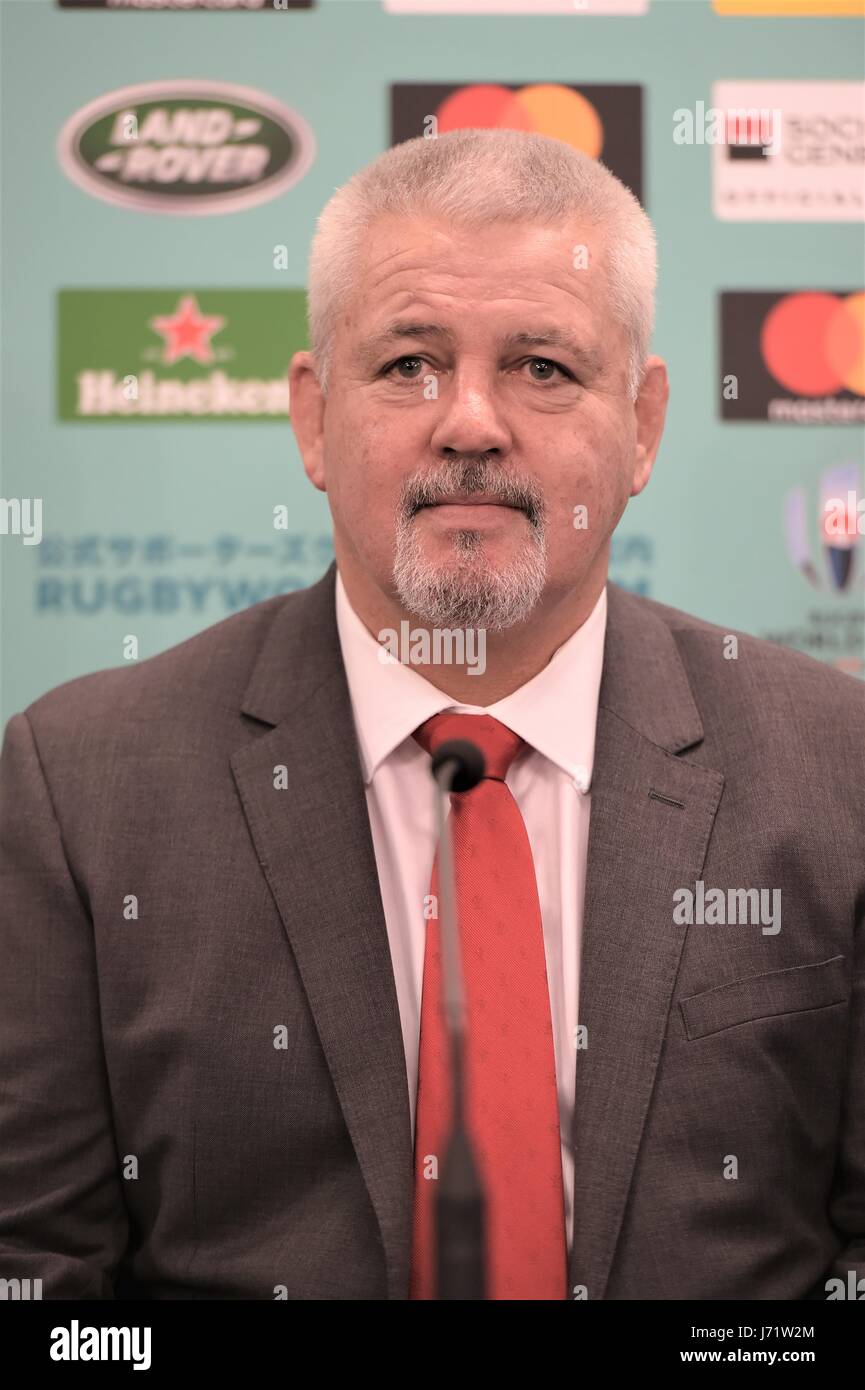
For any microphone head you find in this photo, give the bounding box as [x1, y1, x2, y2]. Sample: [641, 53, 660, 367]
[432, 739, 486, 793]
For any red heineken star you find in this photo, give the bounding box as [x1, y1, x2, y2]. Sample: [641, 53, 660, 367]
[149, 295, 226, 365]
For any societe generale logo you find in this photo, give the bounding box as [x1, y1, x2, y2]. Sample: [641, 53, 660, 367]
[57, 80, 315, 215]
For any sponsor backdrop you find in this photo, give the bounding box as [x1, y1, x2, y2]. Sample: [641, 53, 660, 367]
[1, 0, 863, 723]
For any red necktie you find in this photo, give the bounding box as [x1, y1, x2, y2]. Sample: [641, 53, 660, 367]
[409, 711, 567, 1300]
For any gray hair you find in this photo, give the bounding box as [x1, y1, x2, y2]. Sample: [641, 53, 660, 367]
[306, 128, 657, 402]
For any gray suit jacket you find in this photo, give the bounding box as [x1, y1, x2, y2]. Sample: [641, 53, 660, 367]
[1, 563, 863, 1300]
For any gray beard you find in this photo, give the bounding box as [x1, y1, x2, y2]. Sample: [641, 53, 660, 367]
[392, 514, 547, 632]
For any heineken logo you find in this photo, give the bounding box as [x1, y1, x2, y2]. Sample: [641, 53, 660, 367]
[58, 289, 309, 421]
[57, 81, 315, 214]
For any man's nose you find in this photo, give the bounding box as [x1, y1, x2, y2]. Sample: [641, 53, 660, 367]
[429, 371, 512, 457]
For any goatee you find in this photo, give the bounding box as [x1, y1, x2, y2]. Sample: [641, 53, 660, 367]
[392, 461, 547, 632]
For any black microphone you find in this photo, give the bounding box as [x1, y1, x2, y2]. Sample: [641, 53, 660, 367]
[427, 738, 487, 1300]
[431, 739, 485, 793]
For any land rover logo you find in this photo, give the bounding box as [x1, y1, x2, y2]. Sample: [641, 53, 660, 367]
[57, 80, 315, 214]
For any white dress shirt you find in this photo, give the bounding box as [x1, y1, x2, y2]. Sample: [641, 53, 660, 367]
[334, 567, 608, 1255]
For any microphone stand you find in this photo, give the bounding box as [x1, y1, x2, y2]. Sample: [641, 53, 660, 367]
[430, 739, 487, 1301]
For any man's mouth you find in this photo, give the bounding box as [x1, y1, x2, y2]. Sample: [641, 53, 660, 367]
[419, 495, 522, 510]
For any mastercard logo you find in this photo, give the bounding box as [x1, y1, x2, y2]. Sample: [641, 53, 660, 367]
[436, 84, 605, 157]
[761, 293, 865, 397]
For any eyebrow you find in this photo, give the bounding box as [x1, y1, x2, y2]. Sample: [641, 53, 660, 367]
[359, 321, 603, 376]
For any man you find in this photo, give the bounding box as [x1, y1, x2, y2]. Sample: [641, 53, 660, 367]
[1, 129, 863, 1301]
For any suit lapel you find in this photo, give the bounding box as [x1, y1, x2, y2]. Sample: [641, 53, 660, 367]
[230, 565, 413, 1299]
[569, 585, 724, 1299]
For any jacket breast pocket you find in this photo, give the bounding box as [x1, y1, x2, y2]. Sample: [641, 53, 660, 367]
[680, 955, 848, 1041]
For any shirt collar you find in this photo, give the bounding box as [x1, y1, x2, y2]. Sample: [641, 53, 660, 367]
[335, 567, 607, 793]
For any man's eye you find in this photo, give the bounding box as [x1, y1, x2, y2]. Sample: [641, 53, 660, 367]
[525, 357, 573, 384]
[383, 356, 428, 381]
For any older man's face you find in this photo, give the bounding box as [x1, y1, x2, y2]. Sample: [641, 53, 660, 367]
[292, 214, 664, 629]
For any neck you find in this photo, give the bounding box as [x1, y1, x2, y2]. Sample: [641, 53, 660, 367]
[336, 550, 608, 706]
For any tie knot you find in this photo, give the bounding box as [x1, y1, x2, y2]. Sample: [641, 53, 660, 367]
[412, 711, 525, 784]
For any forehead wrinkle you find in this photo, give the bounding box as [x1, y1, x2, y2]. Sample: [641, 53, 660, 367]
[360, 240, 445, 296]
[359, 258, 600, 334]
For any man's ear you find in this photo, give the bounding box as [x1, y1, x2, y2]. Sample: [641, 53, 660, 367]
[630, 356, 669, 498]
[288, 351, 327, 492]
